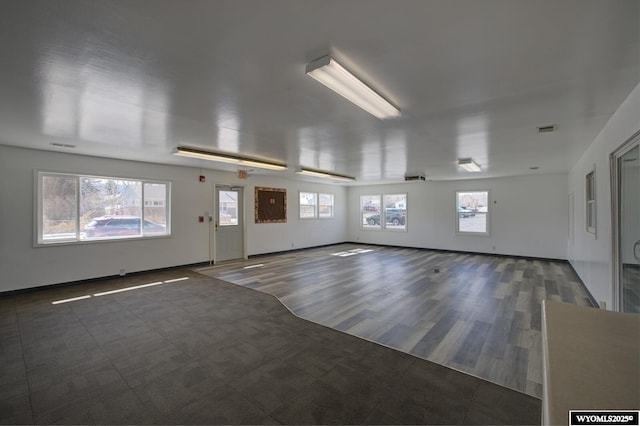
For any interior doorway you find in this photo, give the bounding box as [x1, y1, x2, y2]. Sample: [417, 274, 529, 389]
[611, 131, 639, 313]
[215, 186, 244, 262]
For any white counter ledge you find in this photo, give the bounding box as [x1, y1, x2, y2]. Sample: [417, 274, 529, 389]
[541, 300, 639, 425]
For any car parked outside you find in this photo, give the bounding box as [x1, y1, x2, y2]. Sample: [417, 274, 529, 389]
[83, 216, 166, 238]
[366, 210, 406, 226]
[458, 207, 476, 218]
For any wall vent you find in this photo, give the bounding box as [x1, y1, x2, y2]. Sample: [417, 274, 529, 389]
[50, 142, 77, 148]
[537, 125, 556, 133]
[404, 174, 426, 181]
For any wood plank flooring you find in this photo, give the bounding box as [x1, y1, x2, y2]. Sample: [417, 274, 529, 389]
[197, 243, 594, 398]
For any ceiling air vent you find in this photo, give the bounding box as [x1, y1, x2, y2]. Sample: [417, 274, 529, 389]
[537, 125, 556, 133]
[404, 174, 426, 182]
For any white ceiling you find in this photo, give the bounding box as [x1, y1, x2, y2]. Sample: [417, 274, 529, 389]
[0, 0, 638, 184]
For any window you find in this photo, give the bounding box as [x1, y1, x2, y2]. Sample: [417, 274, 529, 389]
[299, 191, 333, 219]
[361, 194, 407, 231]
[361, 195, 381, 229]
[318, 193, 334, 218]
[219, 190, 239, 226]
[383, 194, 407, 230]
[37, 172, 171, 244]
[456, 190, 489, 235]
[586, 170, 596, 234]
[299, 192, 317, 218]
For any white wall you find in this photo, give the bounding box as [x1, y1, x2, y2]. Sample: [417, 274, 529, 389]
[241, 177, 348, 256]
[567, 83, 640, 309]
[348, 173, 569, 260]
[0, 145, 347, 292]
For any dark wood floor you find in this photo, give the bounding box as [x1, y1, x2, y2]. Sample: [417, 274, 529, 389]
[198, 243, 594, 398]
[0, 269, 541, 425]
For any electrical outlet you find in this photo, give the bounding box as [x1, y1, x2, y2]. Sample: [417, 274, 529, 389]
[599, 301, 606, 310]
[119, 269, 126, 276]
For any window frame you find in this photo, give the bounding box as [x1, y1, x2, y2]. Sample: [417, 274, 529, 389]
[360, 193, 408, 232]
[318, 193, 335, 219]
[36, 171, 171, 246]
[299, 191, 318, 219]
[586, 169, 596, 235]
[299, 191, 334, 219]
[361, 194, 382, 230]
[455, 190, 490, 236]
[382, 193, 408, 231]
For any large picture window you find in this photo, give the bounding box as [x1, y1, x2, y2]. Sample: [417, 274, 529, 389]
[361, 194, 407, 231]
[456, 190, 489, 235]
[37, 172, 171, 244]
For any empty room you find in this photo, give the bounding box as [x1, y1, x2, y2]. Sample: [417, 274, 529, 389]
[0, 0, 638, 425]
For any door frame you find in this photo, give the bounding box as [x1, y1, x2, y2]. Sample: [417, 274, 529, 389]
[609, 129, 640, 312]
[214, 184, 246, 263]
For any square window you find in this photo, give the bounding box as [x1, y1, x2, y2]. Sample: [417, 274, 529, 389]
[456, 190, 490, 235]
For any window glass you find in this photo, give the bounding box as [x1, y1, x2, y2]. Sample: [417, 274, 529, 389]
[299, 192, 317, 218]
[80, 178, 142, 238]
[41, 174, 77, 242]
[219, 190, 239, 226]
[38, 172, 170, 244]
[318, 193, 334, 218]
[361, 195, 381, 229]
[383, 194, 407, 230]
[456, 190, 489, 235]
[586, 171, 596, 234]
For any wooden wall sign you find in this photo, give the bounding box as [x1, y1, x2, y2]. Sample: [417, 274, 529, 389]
[255, 187, 286, 223]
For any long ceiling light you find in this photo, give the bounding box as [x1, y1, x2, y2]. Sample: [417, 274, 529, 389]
[296, 167, 356, 182]
[457, 158, 482, 172]
[305, 55, 401, 120]
[173, 146, 287, 171]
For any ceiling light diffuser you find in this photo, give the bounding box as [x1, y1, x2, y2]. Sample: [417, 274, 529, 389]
[173, 146, 287, 171]
[457, 158, 482, 172]
[296, 167, 356, 182]
[306, 55, 400, 120]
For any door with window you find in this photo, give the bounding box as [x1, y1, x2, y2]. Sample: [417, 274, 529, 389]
[215, 186, 243, 262]
[612, 134, 639, 313]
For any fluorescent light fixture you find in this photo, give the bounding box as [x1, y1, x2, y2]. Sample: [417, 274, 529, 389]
[173, 146, 287, 171]
[306, 55, 400, 120]
[297, 167, 356, 182]
[457, 158, 482, 172]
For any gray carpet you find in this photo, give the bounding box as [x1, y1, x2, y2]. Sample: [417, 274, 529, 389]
[0, 269, 540, 425]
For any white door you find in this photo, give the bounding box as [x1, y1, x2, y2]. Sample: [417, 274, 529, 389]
[215, 186, 244, 262]
[612, 134, 639, 313]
